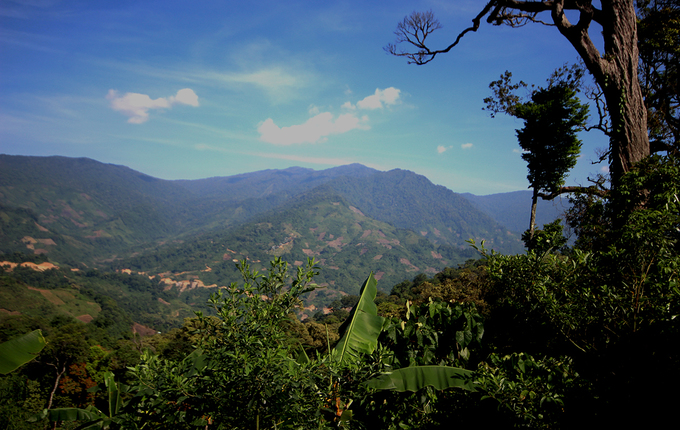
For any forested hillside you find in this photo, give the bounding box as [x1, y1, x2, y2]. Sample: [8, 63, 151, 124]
[0, 154, 522, 274]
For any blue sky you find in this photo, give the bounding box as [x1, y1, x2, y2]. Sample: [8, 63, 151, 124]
[0, 0, 610, 195]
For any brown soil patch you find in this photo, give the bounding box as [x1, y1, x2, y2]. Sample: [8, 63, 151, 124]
[132, 322, 157, 337]
[21, 262, 59, 271]
[34, 222, 49, 232]
[157, 297, 171, 305]
[399, 258, 419, 272]
[327, 236, 344, 250]
[373, 254, 383, 260]
[0, 308, 21, 316]
[21, 236, 37, 245]
[374, 271, 385, 281]
[85, 230, 106, 239]
[0, 262, 18, 270]
[349, 206, 365, 216]
[76, 314, 94, 323]
[27, 286, 65, 305]
[361, 230, 372, 239]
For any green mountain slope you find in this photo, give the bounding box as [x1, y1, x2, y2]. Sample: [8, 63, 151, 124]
[0, 155, 196, 263]
[328, 169, 524, 254]
[114, 186, 478, 299]
[1, 155, 523, 267]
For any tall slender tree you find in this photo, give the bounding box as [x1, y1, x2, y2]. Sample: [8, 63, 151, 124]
[513, 84, 589, 240]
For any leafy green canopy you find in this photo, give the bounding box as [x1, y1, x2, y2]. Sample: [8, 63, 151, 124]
[514, 84, 589, 196]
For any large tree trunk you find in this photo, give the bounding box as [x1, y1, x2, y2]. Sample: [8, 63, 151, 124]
[554, 0, 650, 186]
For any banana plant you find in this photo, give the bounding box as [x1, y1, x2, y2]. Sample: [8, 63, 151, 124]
[33, 371, 124, 429]
[331, 273, 386, 367]
[331, 273, 478, 391]
[0, 329, 46, 374]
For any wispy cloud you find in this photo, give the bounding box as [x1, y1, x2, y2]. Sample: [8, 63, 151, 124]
[200, 67, 310, 102]
[107, 88, 199, 124]
[437, 145, 453, 154]
[461, 143, 474, 149]
[258, 112, 369, 145]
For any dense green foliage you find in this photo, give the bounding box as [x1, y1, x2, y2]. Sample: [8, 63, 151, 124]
[515, 85, 588, 198]
[2, 153, 678, 427]
[111, 188, 480, 302]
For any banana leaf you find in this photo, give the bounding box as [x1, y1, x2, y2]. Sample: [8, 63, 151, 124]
[32, 372, 122, 428]
[103, 372, 121, 418]
[32, 405, 105, 424]
[0, 329, 46, 374]
[364, 365, 477, 392]
[332, 273, 385, 366]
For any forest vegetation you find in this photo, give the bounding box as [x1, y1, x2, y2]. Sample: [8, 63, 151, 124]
[1, 0, 678, 428]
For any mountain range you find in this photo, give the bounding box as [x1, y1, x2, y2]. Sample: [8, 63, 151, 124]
[0, 154, 564, 300]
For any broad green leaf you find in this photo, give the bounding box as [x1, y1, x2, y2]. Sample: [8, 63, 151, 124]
[294, 342, 310, 365]
[0, 329, 46, 374]
[45, 406, 105, 423]
[104, 372, 121, 417]
[332, 273, 385, 366]
[364, 365, 477, 392]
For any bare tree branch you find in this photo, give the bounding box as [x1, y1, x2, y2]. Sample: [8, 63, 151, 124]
[385, 3, 496, 65]
[538, 185, 609, 200]
[583, 82, 612, 136]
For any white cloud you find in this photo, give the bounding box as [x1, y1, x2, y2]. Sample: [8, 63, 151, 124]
[601, 165, 610, 173]
[356, 87, 401, 110]
[461, 143, 474, 149]
[437, 145, 453, 154]
[257, 87, 401, 145]
[107, 88, 199, 124]
[258, 112, 369, 145]
[169, 88, 199, 107]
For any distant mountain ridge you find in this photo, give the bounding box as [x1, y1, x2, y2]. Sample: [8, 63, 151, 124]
[461, 191, 570, 234]
[0, 154, 525, 295]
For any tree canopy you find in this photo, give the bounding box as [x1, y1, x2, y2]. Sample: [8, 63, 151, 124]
[386, 0, 651, 187]
[513, 83, 589, 236]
